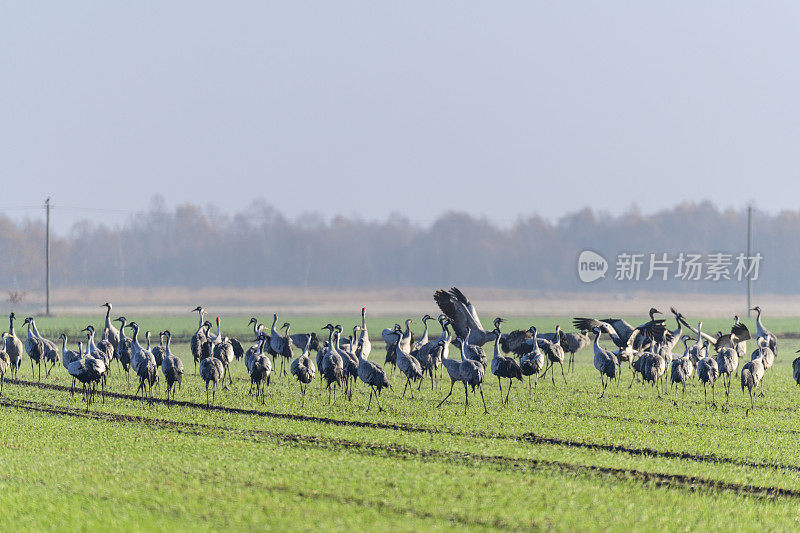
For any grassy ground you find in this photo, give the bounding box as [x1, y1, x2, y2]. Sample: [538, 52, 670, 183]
[1, 313, 800, 531]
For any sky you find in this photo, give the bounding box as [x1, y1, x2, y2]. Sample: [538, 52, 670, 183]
[3, 2, 800, 233]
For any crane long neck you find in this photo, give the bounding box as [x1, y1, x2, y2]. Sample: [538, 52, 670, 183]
[198, 310, 204, 328]
[61, 336, 68, 352]
[361, 310, 366, 330]
[8, 315, 13, 335]
[131, 326, 140, 348]
[105, 305, 112, 327]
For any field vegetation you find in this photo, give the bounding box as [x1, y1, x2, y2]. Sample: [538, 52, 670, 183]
[1, 314, 799, 530]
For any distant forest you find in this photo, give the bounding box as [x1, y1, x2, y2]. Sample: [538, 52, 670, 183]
[1, 199, 794, 293]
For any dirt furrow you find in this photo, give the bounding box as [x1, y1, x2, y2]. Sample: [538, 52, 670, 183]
[8, 378, 800, 474]
[4, 397, 800, 502]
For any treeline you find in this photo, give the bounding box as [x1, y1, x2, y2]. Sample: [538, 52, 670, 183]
[1, 199, 795, 293]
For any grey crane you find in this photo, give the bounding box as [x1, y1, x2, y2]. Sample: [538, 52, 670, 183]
[715, 333, 739, 403]
[456, 336, 488, 415]
[412, 314, 433, 353]
[670, 348, 694, 408]
[573, 309, 666, 350]
[114, 316, 133, 380]
[59, 333, 81, 394]
[160, 330, 183, 404]
[126, 322, 157, 402]
[413, 316, 452, 390]
[697, 356, 719, 409]
[22, 317, 46, 380]
[392, 329, 424, 398]
[434, 287, 499, 346]
[713, 317, 750, 362]
[382, 323, 402, 373]
[436, 339, 467, 409]
[686, 322, 707, 368]
[82, 326, 111, 387]
[591, 327, 619, 399]
[489, 326, 522, 405]
[519, 327, 545, 393]
[5, 313, 23, 380]
[741, 356, 765, 415]
[613, 329, 641, 373]
[320, 324, 345, 404]
[291, 336, 316, 408]
[151, 331, 165, 367]
[355, 337, 390, 412]
[640, 351, 667, 399]
[0, 333, 10, 395]
[144, 331, 160, 391]
[574, 310, 663, 350]
[338, 325, 361, 397]
[398, 318, 415, 354]
[190, 306, 208, 372]
[101, 302, 120, 356]
[245, 332, 266, 395]
[539, 325, 567, 387]
[249, 337, 272, 405]
[212, 317, 239, 388]
[269, 314, 294, 376]
[751, 306, 778, 356]
[358, 307, 372, 359]
[22, 317, 58, 377]
[96, 328, 116, 369]
[562, 330, 591, 373]
[750, 336, 775, 397]
[460, 326, 488, 369]
[199, 349, 224, 407]
[67, 343, 106, 410]
[792, 349, 800, 389]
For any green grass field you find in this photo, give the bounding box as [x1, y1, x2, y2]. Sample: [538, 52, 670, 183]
[1, 313, 799, 531]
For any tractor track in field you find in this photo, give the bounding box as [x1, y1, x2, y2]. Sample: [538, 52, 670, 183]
[8, 378, 800, 474]
[240, 483, 534, 531]
[4, 396, 800, 501]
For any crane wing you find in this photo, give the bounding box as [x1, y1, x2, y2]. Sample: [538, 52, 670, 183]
[434, 288, 484, 339]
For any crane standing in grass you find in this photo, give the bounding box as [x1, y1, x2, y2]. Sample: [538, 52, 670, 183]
[591, 327, 619, 399]
[520, 327, 545, 393]
[355, 337, 390, 412]
[160, 330, 184, 404]
[290, 336, 315, 408]
[0, 333, 10, 395]
[5, 313, 23, 380]
[489, 325, 522, 405]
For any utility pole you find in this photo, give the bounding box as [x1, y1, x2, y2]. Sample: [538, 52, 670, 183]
[746, 205, 752, 318]
[45, 197, 51, 316]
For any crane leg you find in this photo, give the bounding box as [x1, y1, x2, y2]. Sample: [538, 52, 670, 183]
[436, 381, 455, 408]
[479, 385, 488, 414]
[599, 377, 606, 399]
[375, 387, 383, 412]
[463, 382, 469, 415]
[560, 362, 567, 385]
[498, 377, 503, 403]
[505, 380, 512, 405]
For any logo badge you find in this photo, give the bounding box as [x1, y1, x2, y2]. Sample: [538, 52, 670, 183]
[578, 250, 608, 283]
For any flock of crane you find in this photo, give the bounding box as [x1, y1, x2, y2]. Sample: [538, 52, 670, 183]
[0, 288, 795, 415]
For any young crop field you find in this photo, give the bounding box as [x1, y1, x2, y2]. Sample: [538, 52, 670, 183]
[1, 313, 800, 531]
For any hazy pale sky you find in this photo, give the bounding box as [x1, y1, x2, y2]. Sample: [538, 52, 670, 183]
[3, 2, 799, 232]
